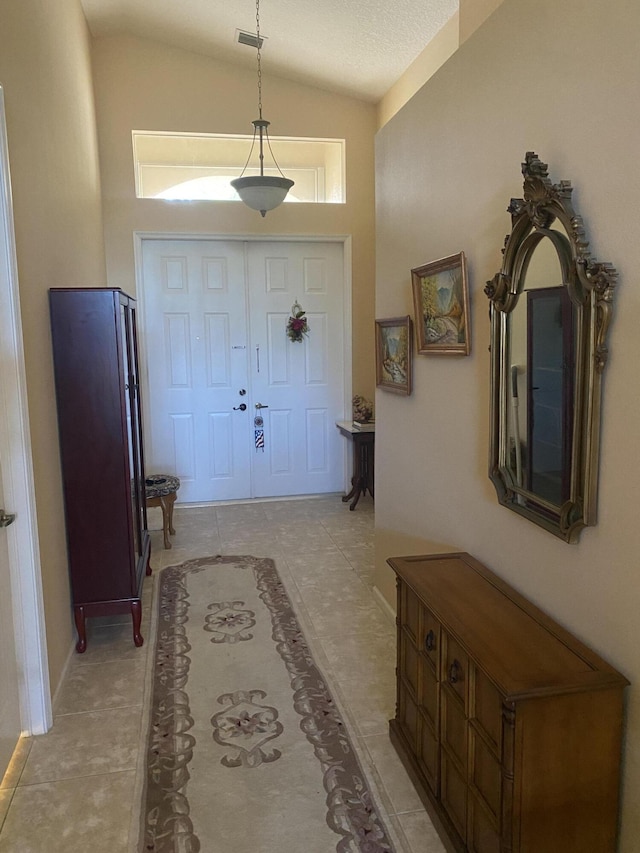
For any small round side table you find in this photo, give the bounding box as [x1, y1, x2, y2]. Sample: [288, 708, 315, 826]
[145, 474, 180, 549]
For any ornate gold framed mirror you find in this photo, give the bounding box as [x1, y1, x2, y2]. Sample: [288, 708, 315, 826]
[485, 153, 617, 542]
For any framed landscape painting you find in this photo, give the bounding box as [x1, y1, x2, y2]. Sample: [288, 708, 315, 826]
[375, 316, 412, 395]
[411, 251, 470, 355]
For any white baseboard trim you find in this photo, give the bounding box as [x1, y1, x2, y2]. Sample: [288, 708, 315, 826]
[372, 585, 396, 626]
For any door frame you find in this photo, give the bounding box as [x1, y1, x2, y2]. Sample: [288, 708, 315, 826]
[134, 232, 353, 500]
[0, 86, 52, 737]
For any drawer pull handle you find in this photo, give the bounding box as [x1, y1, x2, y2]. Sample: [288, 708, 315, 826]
[425, 630, 436, 652]
[449, 659, 462, 684]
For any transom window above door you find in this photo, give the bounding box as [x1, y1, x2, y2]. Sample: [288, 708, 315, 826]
[132, 131, 346, 204]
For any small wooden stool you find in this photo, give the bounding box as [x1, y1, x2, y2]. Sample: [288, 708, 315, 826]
[145, 474, 180, 549]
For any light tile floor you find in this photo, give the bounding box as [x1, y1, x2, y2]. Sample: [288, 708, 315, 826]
[0, 495, 445, 853]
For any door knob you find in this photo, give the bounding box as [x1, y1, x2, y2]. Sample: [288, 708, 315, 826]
[0, 509, 16, 528]
[255, 403, 269, 409]
[233, 403, 247, 411]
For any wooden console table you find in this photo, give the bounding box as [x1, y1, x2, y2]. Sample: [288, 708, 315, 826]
[336, 421, 374, 510]
[388, 551, 629, 852]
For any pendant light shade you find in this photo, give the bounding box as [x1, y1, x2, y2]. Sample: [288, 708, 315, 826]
[231, 0, 294, 216]
[231, 175, 295, 216]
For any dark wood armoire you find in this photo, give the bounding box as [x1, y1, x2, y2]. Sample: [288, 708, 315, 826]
[49, 288, 150, 652]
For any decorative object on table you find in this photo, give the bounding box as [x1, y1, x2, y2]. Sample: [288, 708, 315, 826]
[411, 251, 470, 355]
[375, 315, 412, 395]
[138, 555, 396, 852]
[286, 299, 309, 342]
[230, 0, 294, 216]
[352, 394, 374, 424]
[145, 474, 180, 550]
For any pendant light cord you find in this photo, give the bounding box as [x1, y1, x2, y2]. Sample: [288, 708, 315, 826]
[234, 0, 292, 184]
[256, 0, 263, 120]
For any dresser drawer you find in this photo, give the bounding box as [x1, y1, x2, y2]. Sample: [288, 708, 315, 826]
[441, 751, 467, 843]
[398, 684, 419, 751]
[472, 668, 502, 756]
[401, 582, 420, 643]
[421, 605, 441, 672]
[441, 686, 467, 771]
[469, 729, 501, 821]
[400, 627, 419, 697]
[468, 793, 501, 853]
[418, 708, 439, 795]
[444, 633, 469, 708]
[419, 654, 438, 727]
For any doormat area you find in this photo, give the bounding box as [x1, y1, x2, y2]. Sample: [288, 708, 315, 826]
[138, 555, 396, 853]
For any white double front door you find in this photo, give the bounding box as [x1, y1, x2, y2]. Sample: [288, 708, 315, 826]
[140, 238, 347, 503]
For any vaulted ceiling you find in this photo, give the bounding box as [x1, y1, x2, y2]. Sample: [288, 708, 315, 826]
[80, 0, 458, 102]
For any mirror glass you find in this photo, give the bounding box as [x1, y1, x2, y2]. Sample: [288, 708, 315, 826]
[486, 154, 617, 542]
[506, 230, 574, 507]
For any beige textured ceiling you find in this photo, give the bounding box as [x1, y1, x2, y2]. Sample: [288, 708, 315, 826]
[80, 0, 458, 102]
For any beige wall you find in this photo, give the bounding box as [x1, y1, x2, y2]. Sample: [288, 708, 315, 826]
[0, 0, 106, 691]
[91, 34, 377, 402]
[377, 0, 506, 129]
[374, 0, 640, 845]
[377, 12, 460, 129]
[458, 0, 504, 44]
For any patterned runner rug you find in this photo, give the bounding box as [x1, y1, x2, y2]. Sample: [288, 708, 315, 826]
[137, 555, 397, 853]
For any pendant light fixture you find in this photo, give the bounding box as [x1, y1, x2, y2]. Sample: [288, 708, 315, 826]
[231, 0, 294, 217]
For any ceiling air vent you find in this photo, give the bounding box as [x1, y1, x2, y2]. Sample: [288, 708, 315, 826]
[236, 29, 265, 49]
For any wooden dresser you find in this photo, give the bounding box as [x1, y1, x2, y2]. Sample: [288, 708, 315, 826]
[388, 552, 628, 853]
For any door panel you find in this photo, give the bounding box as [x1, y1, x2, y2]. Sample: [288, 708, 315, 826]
[142, 240, 250, 502]
[141, 239, 345, 502]
[248, 241, 345, 498]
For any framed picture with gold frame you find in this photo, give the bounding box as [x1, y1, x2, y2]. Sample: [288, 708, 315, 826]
[411, 251, 470, 355]
[375, 315, 412, 395]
